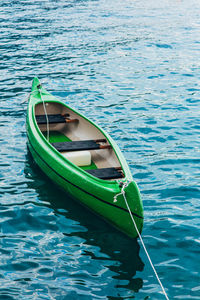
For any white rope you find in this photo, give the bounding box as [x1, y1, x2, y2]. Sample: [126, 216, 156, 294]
[21, 90, 38, 104]
[38, 88, 49, 142]
[113, 181, 131, 202]
[115, 181, 169, 300]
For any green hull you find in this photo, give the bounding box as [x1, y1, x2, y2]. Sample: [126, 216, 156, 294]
[26, 78, 144, 238]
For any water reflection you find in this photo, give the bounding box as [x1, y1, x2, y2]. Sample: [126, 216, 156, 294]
[24, 149, 144, 296]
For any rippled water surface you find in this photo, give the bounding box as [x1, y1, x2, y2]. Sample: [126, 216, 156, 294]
[0, 0, 200, 299]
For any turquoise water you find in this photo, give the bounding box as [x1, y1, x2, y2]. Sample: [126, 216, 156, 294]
[0, 0, 200, 299]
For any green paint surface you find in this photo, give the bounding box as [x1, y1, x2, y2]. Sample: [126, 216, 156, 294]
[43, 131, 71, 143]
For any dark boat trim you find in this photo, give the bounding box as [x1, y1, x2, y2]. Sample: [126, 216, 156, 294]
[27, 135, 143, 220]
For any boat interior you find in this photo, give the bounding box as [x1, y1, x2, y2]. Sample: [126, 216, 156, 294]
[34, 102, 124, 180]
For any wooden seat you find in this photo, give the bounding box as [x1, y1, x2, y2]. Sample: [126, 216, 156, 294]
[36, 114, 69, 124]
[86, 167, 123, 179]
[52, 139, 111, 152]
[36, 113, 78, 125]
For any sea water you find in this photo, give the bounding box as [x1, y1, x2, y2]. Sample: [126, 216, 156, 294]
[0, 0, 199, 299]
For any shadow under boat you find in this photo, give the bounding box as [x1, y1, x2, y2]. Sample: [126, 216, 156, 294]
[24, 148, 145, 294]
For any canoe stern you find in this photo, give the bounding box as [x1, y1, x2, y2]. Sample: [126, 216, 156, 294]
[112, 180, 144, 237]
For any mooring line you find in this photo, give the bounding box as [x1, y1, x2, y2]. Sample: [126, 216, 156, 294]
[115, 181, 169, 300]
[21, 90, 37, 104]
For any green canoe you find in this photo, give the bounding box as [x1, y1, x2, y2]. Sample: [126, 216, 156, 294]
[26, 77, 144, 238]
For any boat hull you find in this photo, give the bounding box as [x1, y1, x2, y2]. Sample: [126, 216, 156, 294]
[26, 78, 144, 239]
